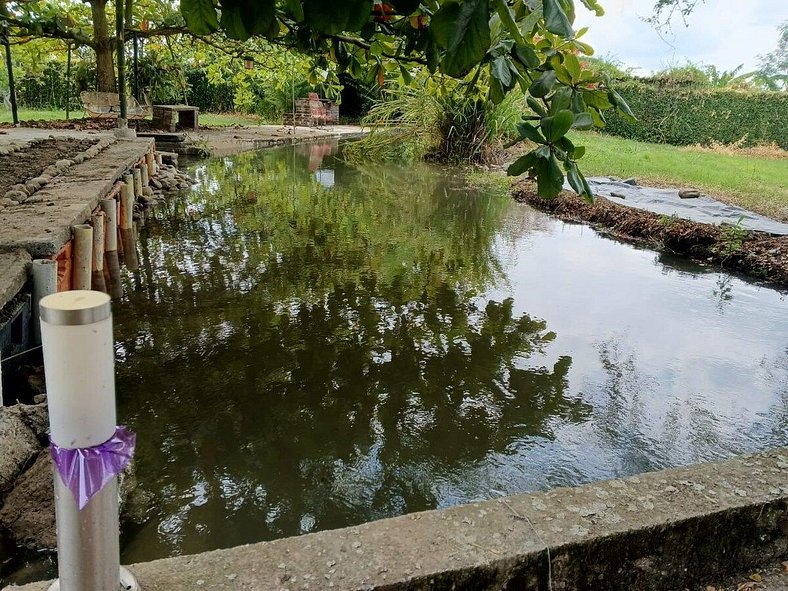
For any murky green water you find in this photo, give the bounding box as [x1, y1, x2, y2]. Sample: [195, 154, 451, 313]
[3, 142, 786, 582]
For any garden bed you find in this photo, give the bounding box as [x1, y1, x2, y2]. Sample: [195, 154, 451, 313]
[0, 138, 98, 196]
[511, 181, 788, 288]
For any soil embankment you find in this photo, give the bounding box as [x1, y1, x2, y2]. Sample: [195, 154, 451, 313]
[511, 181, 788, 288]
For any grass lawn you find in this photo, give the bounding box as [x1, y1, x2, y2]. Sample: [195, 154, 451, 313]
[0, 108, 264, 127]
[570, 131, 788, 222]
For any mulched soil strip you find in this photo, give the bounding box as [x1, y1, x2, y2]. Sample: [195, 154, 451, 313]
[0, 138, 98, 196]
[0, 118, 214, 132]
[511, 181, 788, 289]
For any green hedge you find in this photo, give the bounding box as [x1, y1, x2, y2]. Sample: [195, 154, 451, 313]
[603, 82, 788, 149]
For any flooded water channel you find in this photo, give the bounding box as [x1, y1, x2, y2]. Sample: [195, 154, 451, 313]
[3, 142, 787, 581]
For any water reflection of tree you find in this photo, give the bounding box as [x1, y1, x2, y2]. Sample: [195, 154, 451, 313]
[114, 146, 588, 559]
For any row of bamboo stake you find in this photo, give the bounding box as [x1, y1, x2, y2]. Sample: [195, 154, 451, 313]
[70, 150, 161, 295]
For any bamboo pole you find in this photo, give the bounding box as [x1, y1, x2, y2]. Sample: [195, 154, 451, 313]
[120, 182, 134, 231]
[132, 169, 142, 198]
[140, 164, 149, 189]
[100, 198, 118, 252]
[145, 152, 155, 179]
[72, 224, 93, 290]
[120, 229, 138, 272]
[91, 212, 107, 292]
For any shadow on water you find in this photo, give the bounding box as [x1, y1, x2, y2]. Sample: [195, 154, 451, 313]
[4, 142, 787, 583]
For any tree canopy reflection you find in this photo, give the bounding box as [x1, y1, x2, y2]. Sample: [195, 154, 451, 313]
[114, 144, 587, 560]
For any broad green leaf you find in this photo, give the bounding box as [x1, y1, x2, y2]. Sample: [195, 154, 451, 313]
[529, 70, 556, 98]
[399, 64, 413, 85]
[527, 95, 547, 116]
[432, 0, 491, 78]
[283, 0, 304, 21]
[220, 6, 250, 41]
[557, 0, 575, 23]
[181, 0, 218, 35]
[516, 122, 546, 143]
[609, 89, 637, 123]
[573, 40, 594, 55]
[550, 85, 572, 113]
[303, 0, 370, 35]
[564, 53, 581, 83]
[583, 89, 612, 110]
[556, 135, 575, 155]
[241, 0, 278, 39]
[535, 153, 565, 197]
[579, 0, 604, 16]
[541, 109, 573, 142]
[542, 0, 572, 37]
[566, 161, 594, 201]
[507, 151, 539, 176]
[574, 145, 586, 159]
[513, 44, 540, 69]
[490, 76, 506, 104]
[571, 111, 593, 129]
[556, 63, 575, 85]
[493, 0, 525, 45]
[491, 56, 512, 88]
[589, 107, 606, 127]
[535, 144, 551, 159]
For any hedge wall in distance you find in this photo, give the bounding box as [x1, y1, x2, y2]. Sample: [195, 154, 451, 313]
[603, 82, 788, 149]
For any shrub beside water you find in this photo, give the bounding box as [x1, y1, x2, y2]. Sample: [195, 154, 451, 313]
[604, 81, 788, 149]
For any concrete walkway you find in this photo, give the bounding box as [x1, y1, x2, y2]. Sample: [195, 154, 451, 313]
[183, 124, 365, 156]
[0, 137, 152, 258]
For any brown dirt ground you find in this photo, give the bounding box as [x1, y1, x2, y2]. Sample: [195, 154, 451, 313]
[697, 561, 788, 591]
[0, 138, 98, 196]
[511, 180, 788, 288]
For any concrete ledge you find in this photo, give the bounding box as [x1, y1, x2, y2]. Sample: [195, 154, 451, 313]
[0, 250, 31, 310]
[0, 138, 153, 257]
[7, 447, 788, 591]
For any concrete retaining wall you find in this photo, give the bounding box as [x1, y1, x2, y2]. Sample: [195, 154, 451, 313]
[7, 446, 788, 591]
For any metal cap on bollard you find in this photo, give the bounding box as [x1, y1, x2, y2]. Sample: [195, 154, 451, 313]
[40, 291, 140, 591]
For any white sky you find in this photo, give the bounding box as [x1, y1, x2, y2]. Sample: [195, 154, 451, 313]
[573, 0, 787, 75]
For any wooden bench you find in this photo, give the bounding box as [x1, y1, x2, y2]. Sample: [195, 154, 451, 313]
[80, 91, 151, 119]
[152, 105, 199, 132]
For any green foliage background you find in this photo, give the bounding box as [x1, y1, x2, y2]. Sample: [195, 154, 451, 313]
[604, 81, 788, 148]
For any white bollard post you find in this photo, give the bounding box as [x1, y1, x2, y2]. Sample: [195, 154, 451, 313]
[40, 291, 139, 591]
[32, 259, 58, 345]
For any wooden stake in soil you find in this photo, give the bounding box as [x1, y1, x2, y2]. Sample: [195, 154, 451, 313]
[72, 224, 93, 290]
[120, 228, 138, 272]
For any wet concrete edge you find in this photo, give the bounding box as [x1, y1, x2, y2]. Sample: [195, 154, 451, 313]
[6, 446, 788, 591]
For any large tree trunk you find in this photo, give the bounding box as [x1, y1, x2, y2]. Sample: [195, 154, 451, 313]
[90, 0, 116, 92]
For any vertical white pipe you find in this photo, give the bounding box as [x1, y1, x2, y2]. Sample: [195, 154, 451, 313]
[32, 258, 58, 345]
[39, 291, 125, 591]
[72, 224, 93, 291]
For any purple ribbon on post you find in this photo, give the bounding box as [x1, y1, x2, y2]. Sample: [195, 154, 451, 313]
[50, 426, 136, 511]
